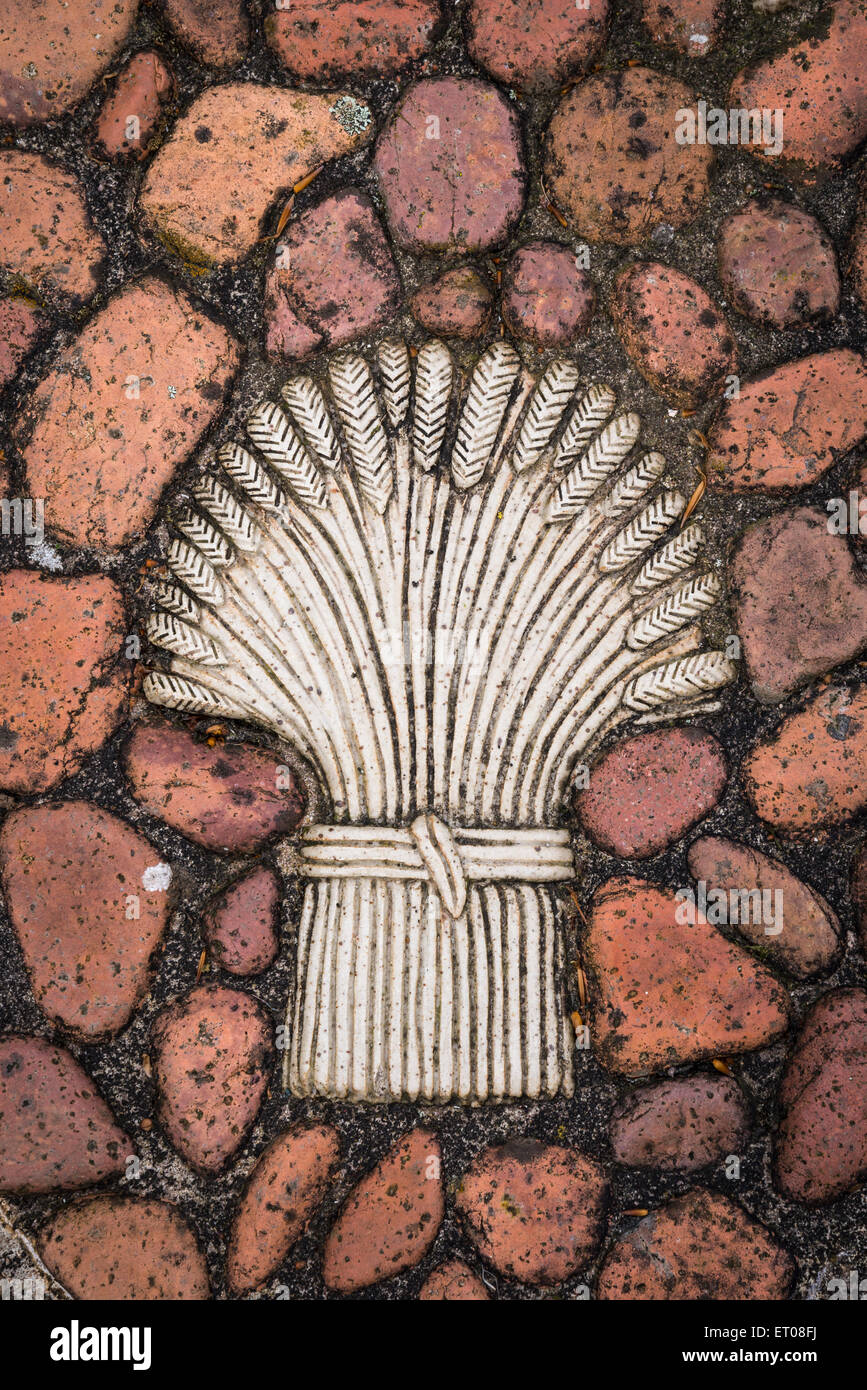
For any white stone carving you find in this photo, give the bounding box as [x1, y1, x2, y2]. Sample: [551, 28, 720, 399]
[144, 337, 735, 1104]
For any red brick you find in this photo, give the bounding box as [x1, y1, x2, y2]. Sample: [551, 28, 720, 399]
[266, 0, 441, 83]
[465, 0, 607, 92]
[418, 1259, 490, 1300]
[204, 865, 280, 977]
[163, 0, 249, 67]
[0, 150, 105, 304]
[93, 51, 174, 160]
[0, 0, 138, 125]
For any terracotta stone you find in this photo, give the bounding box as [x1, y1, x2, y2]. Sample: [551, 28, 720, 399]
[501, 241, 595, 348]
[266, 0, 441, 84]
[0, 1036, 131, 1195]
[576, 727, 727, 859]
[687, 835, 841, 980]
[456, 1139, 607, 1285]
[718, 198, 840, 328]
[464, 0, 607, 92]
[227, 1123, 340, 1294]
[151, 983, 273, 1174]
[204, 865, 280, 977]
[123, 723, 306, 854]
[543, 67, 713, 245]
[265, 189, 400, 360]
[0, 0, 138, 126]
[610, 261, 735, 408]
[162, 0, 249, 67]
[140, 84, 373, 267]
[729, 0, 867, 167]
[586, 877, 789, 1076]
[641, 0, 722, 54]
[0, 150, 106, 304]
[0, 801, 173, 1039]
[374, 77, 526, 255]
[597, 1189, 795, 1299]
[775, 989, 867, 1204]
[418, 1259, 490, 1300]
[744, 683, 867, 833]
[610, 1075, 750, 1171]
[0, 298, 42, 389]
[93, 51, 174, 160]
[730, 508, 867, 704]
[323, 1128, 443, 1292]
[708, 350, 867, 491]
[16, 277, 240, 550]
[38, 1196, 210, 1300]
[0, 570, 129, 796]
[410, 267, 494, 340]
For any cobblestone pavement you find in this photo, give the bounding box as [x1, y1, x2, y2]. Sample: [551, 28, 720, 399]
[2, 0, 867, 1304]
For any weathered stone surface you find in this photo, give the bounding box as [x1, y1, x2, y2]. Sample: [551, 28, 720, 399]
[610, 261, 735, 408]
[266, 0, 441, 83]
[586, 878, 789, 1076]
[0, 297, 42, 388]
[597, 1190, 795, 1299]
[543, 67, 713, 245]
[152, 983, 273, 1174]
[744, 684, 867, 833]
[124, 723, 306, 853]
[0, 150, 106, 304]
[730, 507, 867, 703]
[641, 0, 721, 54]
[576, 727, 727, 859]
[0, 0, 138, 126]
[38, 1196, 210, 1300]
[139, 84, 372, 267]
[0, 801, 172, 1039]
[0, 570, 129, 796]
[0, 1036, 131, 1194]
[410, 267, 493, 340]
[501, 240, 595, 348]
[204, 865, 280, 977]
[323, 1129, 443, 1292]
[374, 77, 526, 255]
[93, 51, 174, 159]
[16, 277, 240, 550]
[163, 0, 249, 67]
[718, 198, 840, 328]
[687, 835, 841, 979]
[227, 1123, 340, 1294]
[464, 0, 607, 92]
[456, 1139, 607, 1285]
[610, 1075, 750, 1171]
[775, 989, 867, 1204]
[729, 0, 867, 167]
[265, 188, 400, 360]
[708, 350, 867, 491]
[418, 1259, 490, 1300]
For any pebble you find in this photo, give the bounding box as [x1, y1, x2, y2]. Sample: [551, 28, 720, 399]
[586, 877, 789, 1075]
[0, 1036, 131, 1194]
[543, 67, 713, 244]
[0, 297, 42, 389]
[744, 683, 867, 833]
[501, 241, 595, 348]
[418, 1259, 490, 1300]
[266, 0, 441, 83]
[152, 983, 274, 1174]
[203, 865, 280, 977]
[374, 77, 526, 255]
[456, 1138, 608, 1285]
[163, 0, 248, 67]
[718, 198, 840, 328]
[16, 276, 240, 550]
[464, 0, 608, 92]
[610, 260, 736, 407]
[0, 0, 138, 125]
[323, 1128, 443, 1292]
[0, 150, 106, 304]
[93, 51, 174, 160]
[124, 723, 306, 853]
[140, 84, 373, 267]
[410, 267, 494, 340]
[0, 801, 173, 1039]
[610, 1075, 750, 1171]
[576, 727, 727, 859]
[227, 1123, 340, 1294]
[708, 349, 867, 491]
[0, 570, 129, 796]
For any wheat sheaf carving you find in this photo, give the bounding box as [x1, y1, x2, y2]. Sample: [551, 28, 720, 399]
[145, 336, 734, 1104]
